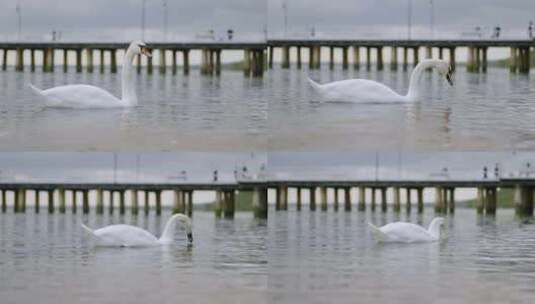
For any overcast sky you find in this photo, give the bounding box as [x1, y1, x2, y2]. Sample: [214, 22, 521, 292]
[1, 0, 534, 41]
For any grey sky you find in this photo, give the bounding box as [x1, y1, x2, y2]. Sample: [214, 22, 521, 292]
[1, 1, 534, 41]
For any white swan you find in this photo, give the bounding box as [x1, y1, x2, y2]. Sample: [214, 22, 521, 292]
[307, 59, 454, 103]
[29, 40, 152, 108]
[368, 217, 444, 243]
[81, 213, 193, 247]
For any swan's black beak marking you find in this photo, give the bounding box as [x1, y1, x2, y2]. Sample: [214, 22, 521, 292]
[187, 233, 193, 243]
[140, 46, 152, 58]
[446, 65, 454, 86]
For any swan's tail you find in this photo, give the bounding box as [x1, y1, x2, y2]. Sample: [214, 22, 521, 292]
[368, 222, 387, 243]
[81, 223, 94, 235]
[306, 76, 323, 92]
[28, 83, 44, 95]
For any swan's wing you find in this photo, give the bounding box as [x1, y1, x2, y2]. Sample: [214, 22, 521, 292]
[40, 84, 122, 108]
[93, 224, 158, 247]
[380, 222, 433, 243]
[320, 79, 404, 103]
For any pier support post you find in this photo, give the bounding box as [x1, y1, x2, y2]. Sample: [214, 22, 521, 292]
[314, 46, 321, 69]
[448, 188, 455, 213]
[215, 49, 222, 76]
[296, 46, 302, 69]
[434, 187, 444, 213]
[58, 189, 66, 213]
[183, 50, 190, 75]
[329, 47, 335, 70]
[406, 188, 412, 212]
[353, 46, 360, 70]
[519, 47, 530, 74]
[2, 49, 7, 71]
[223, 191, 235, 219]
[42, 49, 48, 72]
[403, 47, 408, 71]
[1, 190, 5, 213]
[146, 54, 153, 75]
[425, 46, 432, 59]
[449, 47, 456, 71]
[144, 191, 149, 215]
[110, 50, 117, 73]
[251, 50, 264, 77]
[417, 188, 424, 213]
[215, 190, 223, 217]
[186, 191, 193, 217]
[296, 187, 302, 211]
[377, 47, 384, 71]
[485, 187, 497, 215]
[358, 187, 366, 211]
[390, 47, 398, 71]
[96, 189, 103, 214]
[30, 49, 35, 72]
[76, 49, 82, 73]
[109, 191, 115, 214]
[467, 47, 476, 72]
[282, 46, 290, 69]
[83, 190, 89, 214]
[243, 49, 251, 76]
[344, 187, 352, 211]
[476, 187, 485, 214]
[268, 46, 274, 69]
[334, 188, 339, 211]
[308, 47, 314, 69]
[48, 190, 54, 213]
[15, 48, 24, 71]
[131, 190, 138, 215]
[309, 187, 316, 211]
[438, 48, 444, 59]
[342, 47, 349, 70]
[279, 186, 288, 210]
[371, 188, 377, 211]
[173, 189, 184, 214]
[172, 50, 177, 75]
[71, 191, 77, 213]
[252, 187, 268, 218]
[366, 47, 371, 71]
[86, 49, 94, 73]
[320, 187, 328, 211]
[155, 191, 162, 215]
[99, 49, 105, 73]
[481, 47, 488, 73]
[159, 49, 166, 74]
[119, 190, 125, 214]
[393, 187, 401, 212]
[412, 47, 419, 67]
[475, 47, 481, 72]
[514, 185, 533, 216]
[380, 188, 387, 212]
[16, 189, 25, 213]
[62, 49, 68, 72]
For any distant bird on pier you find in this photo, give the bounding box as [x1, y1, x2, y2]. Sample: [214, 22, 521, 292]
[368, 217, 444, 243]
[29, 41, 152, 108]
[81, 213, 193, 247]
[307, 59, 453, 103]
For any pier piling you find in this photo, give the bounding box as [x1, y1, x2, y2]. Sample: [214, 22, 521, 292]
[514, 185, 533, 216]
[76, 49, 82, 73]
[252, 187, 268, 218]
[310, 187, 316, 211]
[393, 187, 401, 212]
[353, 46, 360, 70]
[358, 187, 365, 211]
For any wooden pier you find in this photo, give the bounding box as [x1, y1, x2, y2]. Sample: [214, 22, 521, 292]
[2, 178, 535, 217]
[1, 39, 533, 77]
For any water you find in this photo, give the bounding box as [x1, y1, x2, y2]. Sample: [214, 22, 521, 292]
[1, 67, 534, 151]
[0, 210, 267, 304]
[268, 208, 535, 303]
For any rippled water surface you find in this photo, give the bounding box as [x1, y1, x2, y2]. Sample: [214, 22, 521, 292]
[1, 67, 534, 151]
[268, 208, 535, 303]
[0, 211, 267, 304]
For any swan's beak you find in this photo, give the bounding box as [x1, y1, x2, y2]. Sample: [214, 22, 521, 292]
[141, 46, 152, 58]
[187, 232, 193, 243]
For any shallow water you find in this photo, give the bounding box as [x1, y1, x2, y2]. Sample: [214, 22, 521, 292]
[268, 208, 535, 304]
[1, 66, 534, 151]
[0, 210, 267, 304]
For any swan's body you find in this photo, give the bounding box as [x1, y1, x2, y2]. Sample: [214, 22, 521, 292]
[29, 41, 152, 109]
[81, 213, 192, 247]
[307, 59, 453, 103]
[368, 217, 444, 243]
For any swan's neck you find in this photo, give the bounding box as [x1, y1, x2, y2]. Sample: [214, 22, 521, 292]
[427, 218, 442, 239]
[406, 60, 438, 101]
[159, 214, 191, 244]
[121, 48, 137, 106]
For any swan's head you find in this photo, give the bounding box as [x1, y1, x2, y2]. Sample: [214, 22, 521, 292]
[175, 214, 193, 243]
[428, 217, 445, 238]
[435, 60, 454, 86]
[129, 40, 152, 58]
